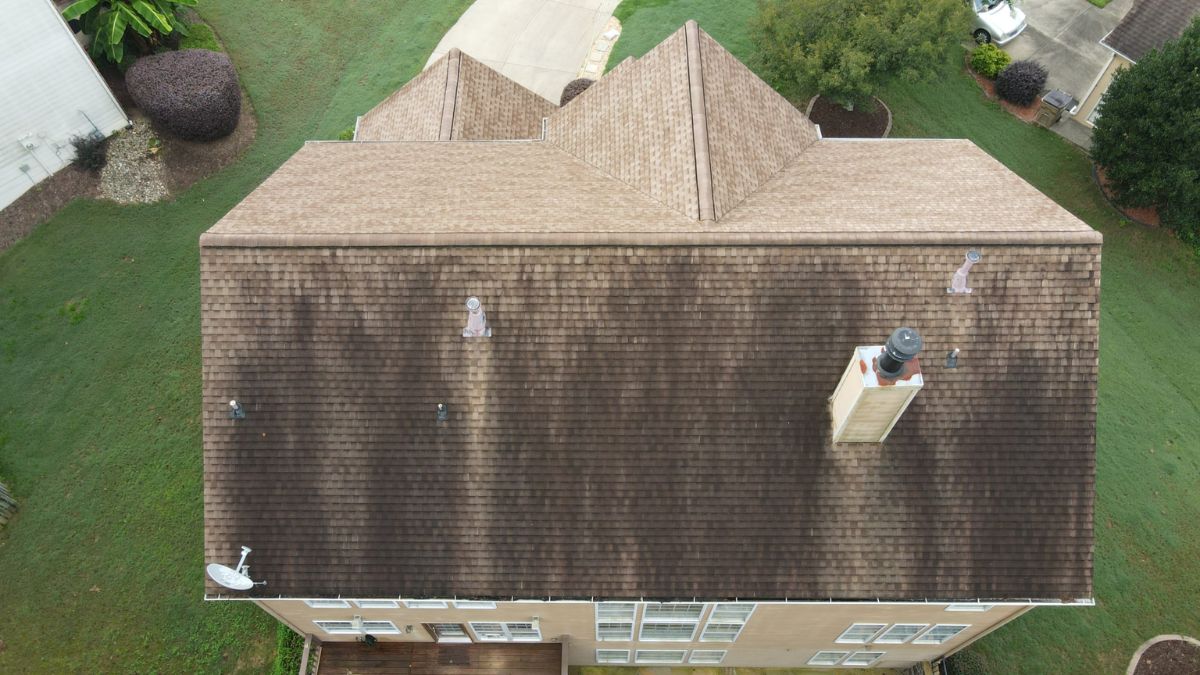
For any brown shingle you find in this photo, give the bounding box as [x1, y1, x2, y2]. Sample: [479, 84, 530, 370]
[1103, 0, 1199, 62]
[202, 244, 1098, 600]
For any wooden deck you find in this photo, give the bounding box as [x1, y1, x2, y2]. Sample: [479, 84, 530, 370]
[315, 641, 563, 675]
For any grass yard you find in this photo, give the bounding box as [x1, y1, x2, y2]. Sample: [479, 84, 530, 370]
[0, 2, 470, 672]
[611, 2, 1200, 674]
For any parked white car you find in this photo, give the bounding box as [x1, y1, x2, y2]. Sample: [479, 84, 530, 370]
[970, 0, 1028, 45]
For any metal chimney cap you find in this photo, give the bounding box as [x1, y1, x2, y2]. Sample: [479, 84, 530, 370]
[884, 327, 923, 360]
[465, 296, 481, 311]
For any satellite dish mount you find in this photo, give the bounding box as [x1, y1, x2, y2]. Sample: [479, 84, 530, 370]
[206, 546, 267, 591]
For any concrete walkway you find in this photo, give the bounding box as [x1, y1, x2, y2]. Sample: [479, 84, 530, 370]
[1004, 0, 1134, 147]
[427, 0, 621, 103]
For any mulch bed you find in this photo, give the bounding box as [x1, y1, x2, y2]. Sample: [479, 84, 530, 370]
[1094, 164, 1162, 227]
[1133, 639, 1200, 675]
[967, 64, 1039, 123]
[806, 95, 890, 138]
[0, 166, 99, 253]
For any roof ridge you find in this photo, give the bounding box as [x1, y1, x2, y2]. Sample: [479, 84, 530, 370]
[684, 20, 716, 222]
[439, 48, 462, 141]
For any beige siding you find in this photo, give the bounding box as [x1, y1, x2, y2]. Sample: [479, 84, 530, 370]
[1076, 54, 1132, 128]
[258, 599, 1030, 669]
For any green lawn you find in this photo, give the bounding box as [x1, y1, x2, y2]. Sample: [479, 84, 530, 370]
[0, 2, 470, 672]
[611, 2, 1200, 674]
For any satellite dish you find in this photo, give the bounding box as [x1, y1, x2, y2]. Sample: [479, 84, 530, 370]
[206, 546, 265, 591]
[207, 563, 255, 590]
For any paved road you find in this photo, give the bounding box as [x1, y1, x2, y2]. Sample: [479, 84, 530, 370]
[1006, 0, 1133, 100]
[427, 0, 621, 104]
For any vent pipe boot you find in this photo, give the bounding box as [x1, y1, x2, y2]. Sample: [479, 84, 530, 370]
[829, 327, 925, 443]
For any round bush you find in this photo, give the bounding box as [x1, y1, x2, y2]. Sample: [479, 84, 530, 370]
[126, 49, 241, 141]
[970, 43, 1011, 80]
[995, 59, 1048, 107]
[560, 78, 595, 106]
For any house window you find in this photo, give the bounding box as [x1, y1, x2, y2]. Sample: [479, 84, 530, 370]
[844, 651, 885, 667]
[808, 651, 850, 666]
[304, 599, 350, 609]
[353, 600, 400, 608]
[469, 621, 541, 642]
[453, 601, 497, 609]
[689, 650, 727, 664]
[361, 620, 400, 634]
[639, 603, 706, 641]
[426, 623, 472, 643]
[596, 649, 630, 664]
[835, 623, 887, 643]
[634, 650, 687, 664]
[914, 624, 969, 644]
[874, 623, 928, 644]
[700, 603, 755, 642]
[314, 620, 358, 635]
[946, 604, 994, 612]
[404, 600, 449, 609]
[596, 602, 637, 641]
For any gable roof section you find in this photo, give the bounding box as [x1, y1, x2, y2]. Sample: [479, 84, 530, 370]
[1103, 0, 1199, 62]
[547, 22, 818, 222]
[356, 49, 555, 141]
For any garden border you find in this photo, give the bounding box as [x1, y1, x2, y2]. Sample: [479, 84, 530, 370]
[1125, 634, 1200, 675]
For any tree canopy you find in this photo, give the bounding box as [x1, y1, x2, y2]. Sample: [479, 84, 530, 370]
[1092, 18, 1200, 245]
[751, 0, 971, 109]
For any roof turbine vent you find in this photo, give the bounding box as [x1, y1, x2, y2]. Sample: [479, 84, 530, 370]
[462, 296, 492, 338]
[877, 327, 924, 379]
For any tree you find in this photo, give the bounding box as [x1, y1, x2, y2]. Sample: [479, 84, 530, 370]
[752, 0, 971, 110]
[62, 0, 196, 67]
[1092, 18, 1200, 245]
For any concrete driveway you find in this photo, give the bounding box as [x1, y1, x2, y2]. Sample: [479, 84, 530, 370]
[1004, 0, 1134, 100]
[427, 0, 621, 103]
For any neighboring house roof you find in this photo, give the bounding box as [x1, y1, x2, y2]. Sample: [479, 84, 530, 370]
[1102, 0, 1199, 62]
[355, 48, 556, 141]
[202, 23, 1100, 602]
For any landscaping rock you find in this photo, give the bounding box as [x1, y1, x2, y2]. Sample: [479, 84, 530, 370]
[99, 119, 169, 204]
[126, 49, 241, 141]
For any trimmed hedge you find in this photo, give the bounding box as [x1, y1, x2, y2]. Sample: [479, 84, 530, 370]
[995, 59, 1047, 107]
[126, 49, 241, 141]
[179, 24, 222, 52]
[970, 43, 1011, 79]
[560, 78, 594, 106]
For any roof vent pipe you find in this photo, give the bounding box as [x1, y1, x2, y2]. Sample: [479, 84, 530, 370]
[462, 297, 491, 338]
[948, 250, 982, 294]
[877, 327, 924, 379]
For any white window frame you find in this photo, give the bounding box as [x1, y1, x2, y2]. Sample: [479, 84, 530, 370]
[360, 620, 400, 635]
[699, 603, 756, 642]
[874, 623, 928, 644]
[469, 621, 542, 642]
[844, 651, 885, 667]
[452, 601, 497, 609]
[835, 623, 887, 644]
[638, 603, 706, 642]
[595, 649, 630, 664]
[689, 649, 727, 664]
[304, 599, 351, 609]
[353, 600, 400, 609]
[403, 600, 449, 609]
[946, 604, 994, 612]
[595, 602, 637, 641]
[314, 620, 358, 635]
[913, 624, 970, 644]
[634, 649, 687, 664]
[426, 623, 472, 643]
[808, 650, 851, 666]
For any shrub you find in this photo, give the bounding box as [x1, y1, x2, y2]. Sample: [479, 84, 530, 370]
[69, 134, 109, 172]
[1093, 18, 1200, 245]
[752, 0, 972, 110]
[62, 0, 195, 66]
[560, 78, 594, 106]
[270, 623, 304, 675]
[337, 126, 355, 141]
[179, 23, 221, 52]
[995, 59, 1047, 106]
[970, 43, 1011, 79]
[126, 49, 241, 141]
[945, 648, 990, 675]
